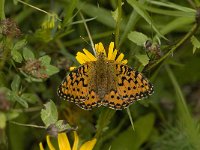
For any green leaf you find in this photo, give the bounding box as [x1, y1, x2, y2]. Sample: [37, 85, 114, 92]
[77, 2, 125, 29]
[13, 0, 18, 5]
[0, 87, 11, 96]
[13, 39, 27, 50]
[41, 100, 58, 127]
[128, 31, 149, 46]
[11, 75, 21, 92]
[135, 54, 150, 66]
[10, 92, 28, 108]
[39, 55, 51, 66]
[0, 112, 6, 129]
[21, 93, 38, 104]
[6, 111, 19, 120]
[55, 120, 72, 132]
[62, 0, 78, 27]
[127, 0, 166, 40]
[148, 1, 195, 13]
[45, 65, 59, 76]
[111, 113, 155, 150]
[119, 9, 140, 46]
[23, 48, 35, 60]
[11, 50, 23, 63]
[34, 29, 53, 43]
[191, 36, 200, 54]
[160, 17, 195, 36]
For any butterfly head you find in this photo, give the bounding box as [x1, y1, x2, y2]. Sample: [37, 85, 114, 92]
[96, 51, 107, 61]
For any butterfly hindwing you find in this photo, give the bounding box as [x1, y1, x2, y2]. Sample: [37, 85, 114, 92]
[103, 63, 153, 110]
[57, 63, 100, 110]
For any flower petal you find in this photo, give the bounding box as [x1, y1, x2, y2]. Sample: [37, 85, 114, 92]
[76, 52, 89, 64]
[80, 138, 97, 150]
[58, 133, 71, 150]
[116, 53, 124, 62]
[72, 131, 79, 150]
[70, 67, 77, 71]
[108, 42, 114, 60]
[39, 142, 45, 150]
[83, 49, 97, 61]
[110, 49, 118, 60]
[46, 135, 56, 150]
[121, 59, 128, 64]
[95, 42, 106, 55]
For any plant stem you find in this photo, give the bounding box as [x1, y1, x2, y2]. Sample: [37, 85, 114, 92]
[0, 0, 5, 20]
[9, 121, 46, 129]
[17, 0, 61, 21]
[0, 38, 11, 70]
[115, 0, 122, 49]
[12, 106, 43, 113]
[147, 22, 199, 71]
[79, 12, 95, 55]
[95, 109, 115, 139]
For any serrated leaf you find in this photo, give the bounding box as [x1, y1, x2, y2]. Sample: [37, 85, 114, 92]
[13, 39, 27, 50]
[11, 75, 21, 92]
[55, 120, 72, 132]
[0, 112, 6, 129]
[191, 36, 200, 54]
[41, 100, 58, 127]
[135, 54, 150, 66]
[128, 31, 149, 46]
[10, 92, 28, 108]
[11, 50, 23, 63]
[39, 55, 51, 66]
[23, 48, 35, 60]
[45, 65, 59, 76]
[21, 93, 38, 104]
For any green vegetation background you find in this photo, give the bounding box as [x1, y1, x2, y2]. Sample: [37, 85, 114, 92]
[0, 0, 200, 150]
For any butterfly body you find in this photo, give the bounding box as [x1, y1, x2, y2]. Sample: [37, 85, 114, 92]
[58, 53, 153, 110]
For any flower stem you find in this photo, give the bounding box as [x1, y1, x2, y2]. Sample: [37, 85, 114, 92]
[17, 0, 61, 21]
[115, 0, 122, 49]
[147, 23, 198, 71]
[0, 0, 5, 20]
[95, 109, 115, 139]
[147, 8, 200, 71]
[79, 12, 96, 56]
[9, 121, 46, 129]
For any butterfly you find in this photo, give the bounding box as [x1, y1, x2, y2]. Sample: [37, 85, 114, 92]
[57, 44, 153, 110]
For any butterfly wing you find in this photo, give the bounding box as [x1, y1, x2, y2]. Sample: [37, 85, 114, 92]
[103, 63, 153, 110]
[57, 63, 100, 110]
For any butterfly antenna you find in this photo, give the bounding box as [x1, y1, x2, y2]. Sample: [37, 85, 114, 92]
[79, 12, 96, 56]
[80, 35, 92, 47]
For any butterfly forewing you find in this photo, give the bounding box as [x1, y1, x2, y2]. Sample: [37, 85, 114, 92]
[57, 63, 100, 110]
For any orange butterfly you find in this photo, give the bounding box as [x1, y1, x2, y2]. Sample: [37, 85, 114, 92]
[57, 42, 153, 110]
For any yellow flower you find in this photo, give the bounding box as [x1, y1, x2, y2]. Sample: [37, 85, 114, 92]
[76, 42, 128, 65]
[39, 131, 96, 150]
[70, 42, 127, 71]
